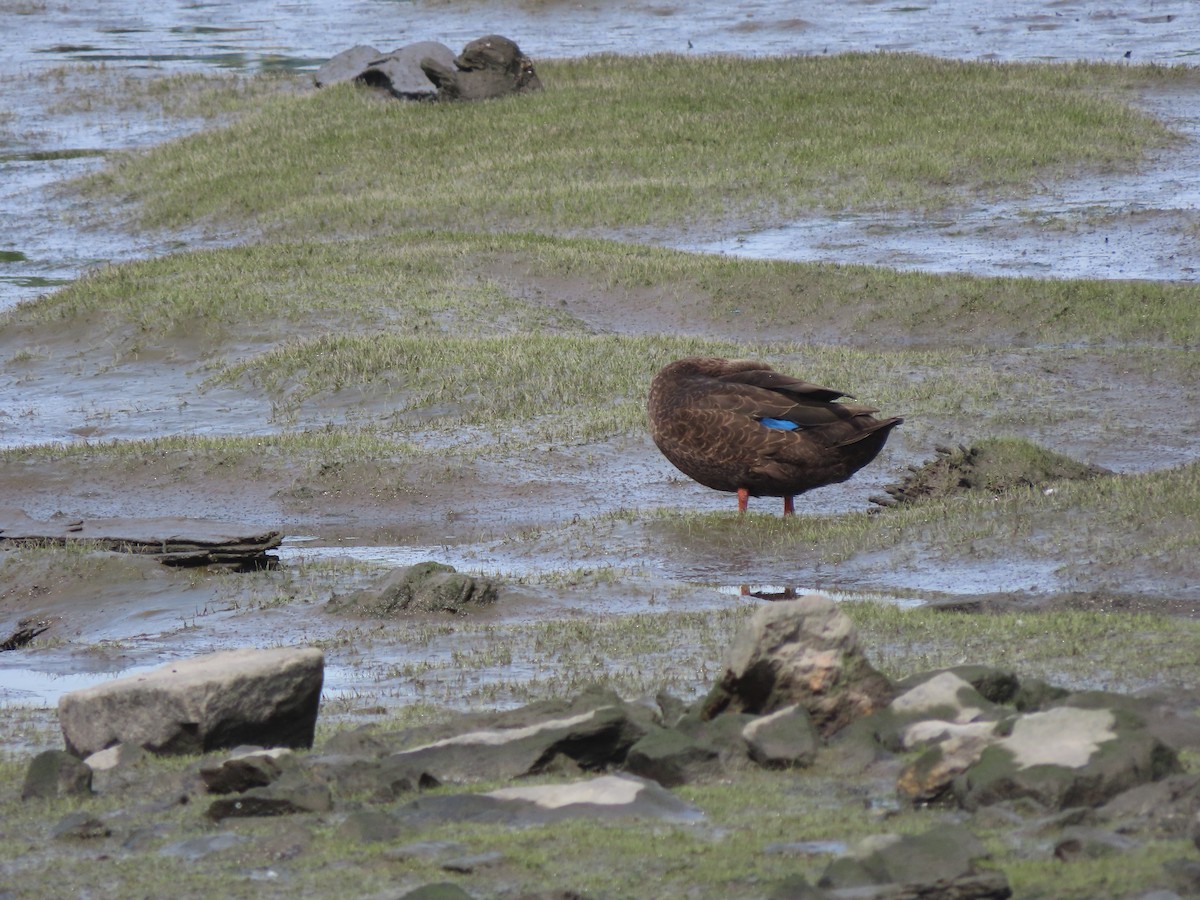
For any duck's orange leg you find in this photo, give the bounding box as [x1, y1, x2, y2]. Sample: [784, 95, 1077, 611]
[737, 487, 749, 513]
[783, 496, 795, 516]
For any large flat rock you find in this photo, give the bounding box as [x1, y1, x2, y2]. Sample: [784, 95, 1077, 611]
[58, 647, 324, 757]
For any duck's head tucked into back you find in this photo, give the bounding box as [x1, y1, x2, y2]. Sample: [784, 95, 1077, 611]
[647, 357, 902, 516]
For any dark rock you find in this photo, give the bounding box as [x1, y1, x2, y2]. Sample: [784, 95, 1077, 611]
[876, 439, 1109, 506]
[624, 727, 721, 787]
[1095, 773, 1200, 835]
[385, 840, 468, 862]
[206, 772, 333, 820]
[51, 811, 111, 841]
[743, 704, 820, 769]
[441, 851, 505, 873]
[400, 885, 475, 900]
[769, 875, 832, 899]
[817, 823, 1011, 899]
[1164, 859, 1200, 895]
[320, 725, 394, 757]
[421, 34, 542, 102]
[59, 646, 324, 757]
[1012, 678, 1071, 712]
[328, 561, 498, 616]
[340, 808, 406, 843]
[22, 749, 92, 800]
[200, 747, 294, 794]
[701, 595, 894, 737]
[1053, 825, 1140, 860]
[358, 42, 455, 99]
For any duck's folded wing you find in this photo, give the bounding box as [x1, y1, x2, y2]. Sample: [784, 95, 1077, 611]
[716, 369, 848, 403]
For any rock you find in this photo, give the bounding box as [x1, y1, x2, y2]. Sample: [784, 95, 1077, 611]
[817, 823, 1011, 898]
[200, 746, 295, 794]
[1053, 825, 1140, 860]
[328, 561, 498, 615]
[159, 832, 248, 860]
[742, 704, 820, 769]
[623, 727, 722, 787]
[399, 885, 475, 900]
[395, 773, 703, 827]
[875, 439, 1109, 506]
[59, 647, 324, 757]
[22, 749, 92, 799]
[890, 671, 1003, 728]
[314, 44, 382, 87]
[381, 687, 652, 782]
[1095, 773, 1200, 835]
[340, 809, 407, 843]
[206, 771, 333, 821]
[50, 811, 111, 841]
[441, 850, 505, 873]
[897, 726, 999, 805]
[358, 42, 455, 99]
[421, 34, 542, 102]
[955, 704, 1180, 811]
[307, 751, 440, 800]
[84, 742, 150, 794]
[701, 595, 894, 737]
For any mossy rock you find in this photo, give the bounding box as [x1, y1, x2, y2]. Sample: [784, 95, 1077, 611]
[328, 561, 499, 616]
[877, 438, 1110, 505]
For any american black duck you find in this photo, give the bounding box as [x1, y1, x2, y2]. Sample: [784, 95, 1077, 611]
[647, 357, 903, 515]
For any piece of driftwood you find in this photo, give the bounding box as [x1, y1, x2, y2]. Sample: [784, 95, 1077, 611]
[1, 618, 50, 651]
[0, 509, 282, 570]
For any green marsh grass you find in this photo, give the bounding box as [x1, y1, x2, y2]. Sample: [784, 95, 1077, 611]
[83, 55, 1186, 236]
[11, 233, 1200, 350]
[650, 458, 1200, 573]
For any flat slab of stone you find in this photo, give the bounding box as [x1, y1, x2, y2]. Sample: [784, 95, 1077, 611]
[0, 508, 282, 569]
[396, 774, 703, 827]
[58, 647, 324, 757]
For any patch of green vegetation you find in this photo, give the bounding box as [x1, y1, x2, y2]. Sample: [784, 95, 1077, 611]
[651, 457, 1200, 581]
[81, 55, 1184, 237]
[9, 234, 1200, 358]
[844, 601, 1200, 692]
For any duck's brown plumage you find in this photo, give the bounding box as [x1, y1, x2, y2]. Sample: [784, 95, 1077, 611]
[647, 357, 903, 515]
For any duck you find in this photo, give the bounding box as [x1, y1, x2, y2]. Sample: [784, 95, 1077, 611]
[647, 357, 903, 515]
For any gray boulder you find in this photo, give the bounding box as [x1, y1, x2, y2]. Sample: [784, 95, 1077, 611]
[701, 595, 894, 737]
[22, 749, 92, 799]
[328, 561, 498, 616]
[58, 647, 324, 757]
[817, 823, 1011, 898]
[623, 726, 722, 787]
[314, 44, 382, 87]
[383, 690, 651, 782]
[743, 704, 820, 769]
[358, 42, 455, 99]
[954, 704, 1179, 811]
